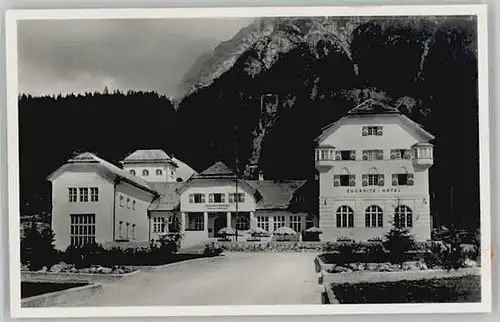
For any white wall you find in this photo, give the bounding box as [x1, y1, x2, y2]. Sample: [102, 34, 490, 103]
[114, 182, 156, 242]
[50, 172, 114, 250]
[123, 162, 177, 182]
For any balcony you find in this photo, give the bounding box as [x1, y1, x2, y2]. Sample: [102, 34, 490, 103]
[412, 143, 434, 170]
[315, 146, 335, 172]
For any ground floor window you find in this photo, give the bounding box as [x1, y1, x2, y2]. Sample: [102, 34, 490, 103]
[305, 214, 316, 229]
[70, 214, 96, 246]
[273, 216, 285, 231]
[153, 217, 165, 233]
[289, 215, 302, 233]
[336, 206, 354, 228]
[365, 205, 383, 227]
[394, 205, 413, 228]
[256, 216, 269, 232]
[236, 216, 249, 230]
[188, 214, 204, 231]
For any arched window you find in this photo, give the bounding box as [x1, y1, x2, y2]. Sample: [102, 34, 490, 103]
[142, 169, 149, 176]
[132, 200, 136, 210]
[394, 205, 413, 228]
[305, 214, 316, 229]
[129, 169, 136, 175]
[126, 198, 130, 208]
[119, 195, 124, 207]
[365, 205, 383, 227]
[336, 205, 354, 228]
[236, 216, 249, 230]
[156, 169, 163, 175]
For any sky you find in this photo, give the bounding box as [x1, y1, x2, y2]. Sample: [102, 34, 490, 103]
[17, 18, 254, 97]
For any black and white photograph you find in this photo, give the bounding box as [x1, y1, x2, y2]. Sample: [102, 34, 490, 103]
[5, 4, 491, 318]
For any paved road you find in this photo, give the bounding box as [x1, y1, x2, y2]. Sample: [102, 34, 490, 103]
[58, 252, 322, 307]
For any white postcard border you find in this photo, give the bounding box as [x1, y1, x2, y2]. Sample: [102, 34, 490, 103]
[5, 4, 491, 318]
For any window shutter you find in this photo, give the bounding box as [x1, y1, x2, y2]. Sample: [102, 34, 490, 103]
[362, 126, 368, 136]
[377, 150, 384, 160]
[221, 194, 226, 203]
[407, 173, 414, 186]
[378, 174, 385, 186]
[333, 175, 340, 187]
[349, 150, 356, 160]
[228, 194, 234, 203]
[404, 149, 411, 159]
[209, 193, 214, 203]
[362, 151, 368, 160]
[335, 151, 342, 161]
[392, 174, 398, 186]
[377, 127, 383, 136]
[390, 150, 396, 159]
[189, 194, 194, 203]
[349, 175, 356, 186]
[201, 194, 206, 203]
[362, 174, 368, 186]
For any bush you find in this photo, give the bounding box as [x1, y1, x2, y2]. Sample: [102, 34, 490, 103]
[384, 226, 415, 267]
[363, 242, 387, 263]
[302, 231, 321, 242]
[335, 242, 360, 266]
[203, 243, 224, 257]
[21, 223, 58, 271]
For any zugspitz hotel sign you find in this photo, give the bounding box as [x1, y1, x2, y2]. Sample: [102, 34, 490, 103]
[205, 203, 230, 210]
[346, 188, 402, 194]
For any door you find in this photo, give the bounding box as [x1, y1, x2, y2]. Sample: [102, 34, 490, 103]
[213, 216, 227, 238]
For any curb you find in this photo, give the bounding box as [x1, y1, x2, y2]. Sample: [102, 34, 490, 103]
[21, 283, 103, 307]
[21, 270, 140, 284]
[125, 254, 225, 272]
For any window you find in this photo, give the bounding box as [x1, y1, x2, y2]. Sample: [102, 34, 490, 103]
[394, 205, 413, 228]
[188, 215, 204, 231]
[236, 216, 249, 230]
[156, 169, 163, 175]
[209, 193, 225, 203]
[132, 200, 136, 210]
[153, 217, 165, 233]
[273, 216, 285, 231]
[362, 149, 384, 160]
[305, 214, 316, 229]
[119, 195, 124, 207]
[256, 216, 269, 232]
[70, 214, 96, 246]
[336, 206, 354, 228]
[189, 193, 205, 203]
[335, 150, 356, 161]
[78, 188, 89, 202]
[142, 169, 149, 176]
[362, 126, 383, 136]
[126, 223, 130, 239]
[68, 188, 77, 202]
[362, 174, 384, 187]
[320, 150, 329, 160]
[289, 215, 302, 233]
[132, 224, 136, 239]
[90, 187, 99, 202]
[365, 205, 383, 227]
[126, 198, 131, 209]
[390, 149, 411, 160]
[391, 169, 414, 186]
[119, 221, 124, 238]
[129, 169, 136, 175]
[229, 193, 245, 203]
[334, 174, 355, 187]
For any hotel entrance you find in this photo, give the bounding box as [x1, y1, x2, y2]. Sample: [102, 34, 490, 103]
[211, 213, 227, 238]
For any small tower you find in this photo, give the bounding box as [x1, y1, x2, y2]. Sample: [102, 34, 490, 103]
[121, 149, 178, 183]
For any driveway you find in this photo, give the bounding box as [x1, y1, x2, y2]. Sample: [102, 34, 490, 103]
[57, 252, 322, 306]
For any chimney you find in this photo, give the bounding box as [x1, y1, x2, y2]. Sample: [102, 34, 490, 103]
[258, 171, 264, 181]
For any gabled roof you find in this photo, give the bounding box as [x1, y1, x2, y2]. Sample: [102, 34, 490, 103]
[148, 182, 185, 211]
[347, 98, 401, 115]
[246, 180, 307, 210]
[195, 161, 237, 179]
[315, 99, 435, 144]
[122, 149, 178, 167]
[47, 152, 158, 196]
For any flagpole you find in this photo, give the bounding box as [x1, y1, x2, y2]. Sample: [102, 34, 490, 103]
[235, 93, 241, 242]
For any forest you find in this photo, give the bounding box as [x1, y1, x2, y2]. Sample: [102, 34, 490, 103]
[18, 16, 480, 230]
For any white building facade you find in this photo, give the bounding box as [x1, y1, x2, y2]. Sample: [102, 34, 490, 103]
[315, 99, 435, 242]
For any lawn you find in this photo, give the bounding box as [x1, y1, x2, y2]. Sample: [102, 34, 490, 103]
[331, 275, 481, 303]
[21, 282, 88, 299]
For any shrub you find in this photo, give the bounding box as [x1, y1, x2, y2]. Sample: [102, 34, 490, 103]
[203, 243, 223, 257]
[336, 242, 360, 266]
[21, 223, 58, 271]
[384, 226, 415, 267]
[364, 242, 387, 262]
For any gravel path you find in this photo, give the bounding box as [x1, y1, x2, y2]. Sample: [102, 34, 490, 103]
[57, 252, 322, 307]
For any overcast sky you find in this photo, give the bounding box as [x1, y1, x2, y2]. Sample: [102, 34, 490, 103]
[17, 18, 254, 97]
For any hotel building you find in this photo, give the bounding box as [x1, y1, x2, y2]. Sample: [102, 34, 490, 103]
[47, 151, 316, 250]
[315, 99, 435, 242]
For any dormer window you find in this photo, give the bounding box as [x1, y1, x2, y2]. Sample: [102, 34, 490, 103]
[156, 169, 163, 175]
[129, 169, 136, 175]
[142, 169, 149, 176]
[362, 126, 383, 136]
